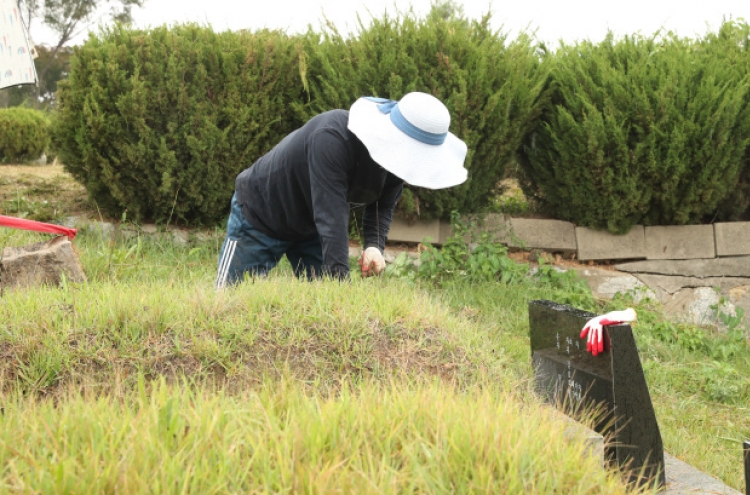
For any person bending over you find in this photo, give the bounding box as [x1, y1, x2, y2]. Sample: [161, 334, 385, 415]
[215, 92, 468, 287]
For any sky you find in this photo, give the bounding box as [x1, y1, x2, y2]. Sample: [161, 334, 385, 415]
[26, 0, 750, 48]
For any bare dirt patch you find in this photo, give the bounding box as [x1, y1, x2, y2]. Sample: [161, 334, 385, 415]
[0, 163, 67, 180]
[0, 163, 93, 222]
[0, 322, 474, 397]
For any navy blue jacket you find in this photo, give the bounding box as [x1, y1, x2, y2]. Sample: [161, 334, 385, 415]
[235, 109, 403, 278]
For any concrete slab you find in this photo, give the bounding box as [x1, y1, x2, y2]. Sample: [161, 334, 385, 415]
[500, 217, 577, 253]
[715, 222, 750, 257]
[664, 452, 742, 494]
[436, 213, 503, 243]
[645, 225, 715, 260]
[635, 274, 750, 296]
[437, 214, 506, 245]
[436, 216, 577, 253]
[548, 411, 741, 494]
[438, 219, 455, 244]
[552, 409, 604, 466]
[387, 217, 442, 244]
[576, 226, 646, 261]
[615, 257, 750, 278]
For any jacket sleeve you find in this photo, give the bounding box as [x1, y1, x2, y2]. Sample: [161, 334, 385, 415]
[362, 173, 404, 252]
[307, 129, 353, 279]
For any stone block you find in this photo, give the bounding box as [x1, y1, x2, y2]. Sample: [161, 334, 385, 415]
[615, 257, 750, 278]
[635, 274, 750, 297]
[387, 216, 441, 244]
[645, 225, 715, 260]
[715, 222, 750, 257]
[572, 266, 656, 302]
[664, 452, 743, 494]
[575, 226, 646, 261]
[437, 214, 503, 244]
[438, 219, 454, 244]
[500, 217, 577, 253]
[1, 237, 87, 290]
[553, 409, 604, 466]
[437, 215, 577, 253]
[661, 287, 727, 327]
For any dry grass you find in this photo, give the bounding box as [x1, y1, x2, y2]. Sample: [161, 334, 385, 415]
[0, 163, 66, 180]
[0, 273, 482, 398]
[0, 163, 93, 222]
[0, 380, 643, 495]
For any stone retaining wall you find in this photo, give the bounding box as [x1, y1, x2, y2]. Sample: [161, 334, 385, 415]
[389, 215, 750, 328]
[388, 215, 750, 261]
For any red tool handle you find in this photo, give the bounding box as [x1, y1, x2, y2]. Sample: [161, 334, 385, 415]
[0, 215, 77, 239]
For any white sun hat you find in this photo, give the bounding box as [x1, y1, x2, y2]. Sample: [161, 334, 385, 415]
[347, 92, 468, 190]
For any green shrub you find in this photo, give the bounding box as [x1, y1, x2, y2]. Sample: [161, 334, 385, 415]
[517, 31, 750, 233]
[0, 107, 50, 163]
[53, 24, 306, 224]
[297, 9, 548, 220]
[699, 21, 750, 221]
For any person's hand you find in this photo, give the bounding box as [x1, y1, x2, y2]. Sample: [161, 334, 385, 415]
[359, 247, 386, 277]
[580, 308, 637, 356]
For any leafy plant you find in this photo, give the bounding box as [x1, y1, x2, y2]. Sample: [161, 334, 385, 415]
[710, 296, 747, 332]
[700, 361, 744, 403]
[0, 107, 51, 163]
[517, 28, 750, 233]
[54, 24, 306, 224]
[384, 252, 419, 282]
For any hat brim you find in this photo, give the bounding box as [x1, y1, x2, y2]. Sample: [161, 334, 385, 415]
[347, 97, 468, 190]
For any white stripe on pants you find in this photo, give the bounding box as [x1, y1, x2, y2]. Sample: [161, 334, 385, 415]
[215, 238, 238, 290]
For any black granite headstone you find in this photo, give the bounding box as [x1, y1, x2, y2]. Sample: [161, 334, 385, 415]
[529, 300, 665, 488]
[744, 440, 749, 495]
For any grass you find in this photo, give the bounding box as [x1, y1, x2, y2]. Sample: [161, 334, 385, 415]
[0, 380, 634, 494]
[0, 164, 92, 222]
[0, 165, 748, 492]
[0, 263, 486, 396]
[0, 227, 644, 494]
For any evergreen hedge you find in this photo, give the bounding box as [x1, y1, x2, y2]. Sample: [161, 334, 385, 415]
[0, 107, 50, 163]
[53, 17, 750, 229]
[700, 21, 750, 221]
[54, 24, 306, 224]
[297, 11, 548, 220]
[517, 32, 750, 233]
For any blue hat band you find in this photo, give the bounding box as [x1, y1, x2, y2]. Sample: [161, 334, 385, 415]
[363, 97, 447, 146]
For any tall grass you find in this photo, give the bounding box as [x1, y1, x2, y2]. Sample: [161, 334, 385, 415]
[0, 226, 747, 491]
[0, 378, 637, 494]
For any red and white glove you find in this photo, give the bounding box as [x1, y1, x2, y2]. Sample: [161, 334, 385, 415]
[580, 308, 637, 356]
[359, 247, 386, 277]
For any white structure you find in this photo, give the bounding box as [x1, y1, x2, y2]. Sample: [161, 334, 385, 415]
[0, 0, 37, 90]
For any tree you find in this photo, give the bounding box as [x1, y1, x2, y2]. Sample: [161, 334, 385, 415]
[426, 0, 465, 22]
[37, 0, 144, 50]
[2, 45, 72, 108]
[17, 0, 41, 32]
[15, 0, 144, 105]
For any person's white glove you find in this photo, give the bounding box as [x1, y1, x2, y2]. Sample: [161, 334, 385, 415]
[580, 308, 637, 356]
[359, 247, 386, 277]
